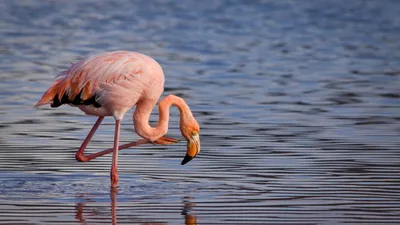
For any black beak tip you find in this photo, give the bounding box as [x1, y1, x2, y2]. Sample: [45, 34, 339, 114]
[181, 154, 194, 165]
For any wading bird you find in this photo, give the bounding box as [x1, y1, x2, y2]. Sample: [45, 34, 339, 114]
[35, 51, 200, 187]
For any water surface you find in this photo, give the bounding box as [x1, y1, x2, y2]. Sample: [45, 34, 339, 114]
[1, 0, 399, 224]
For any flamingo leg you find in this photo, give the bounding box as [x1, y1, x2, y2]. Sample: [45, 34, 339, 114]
[75, 117, 180, 164]
[110, 186, 117, 225]
[78, 139, 149, 161]
[76, 136, 179, 162]
[110, 120, 121, 187]
[75, 116, 105, 162]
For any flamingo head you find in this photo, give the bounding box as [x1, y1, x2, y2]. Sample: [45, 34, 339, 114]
[180, 117, 200, 165]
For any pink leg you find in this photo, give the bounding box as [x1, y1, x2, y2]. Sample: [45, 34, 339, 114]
[110, 120, 121, 187]
[110, 186, 117, 225]
[75, 116, 105, 162]
[76, 138, 177, 162]
[75, 117, 180, 163]
[77, 139, 150, 162]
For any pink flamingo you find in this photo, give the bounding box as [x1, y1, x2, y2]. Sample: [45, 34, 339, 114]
[35, 51, 200, 187]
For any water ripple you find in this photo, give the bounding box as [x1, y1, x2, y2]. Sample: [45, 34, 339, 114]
[1, 0, 400, 224]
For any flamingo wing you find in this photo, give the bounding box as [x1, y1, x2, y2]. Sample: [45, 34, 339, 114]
[35, 51, 143, 108]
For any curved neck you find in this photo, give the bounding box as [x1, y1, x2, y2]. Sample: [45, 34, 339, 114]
[133, 95, 192, 141]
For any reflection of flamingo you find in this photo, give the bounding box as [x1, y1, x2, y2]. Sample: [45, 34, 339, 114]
[182, 196, 198, 225]
[75, 189, 198, 225]
[35, 51, 200, 187]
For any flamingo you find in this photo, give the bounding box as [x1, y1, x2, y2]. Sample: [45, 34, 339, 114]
[35, 51, 200, 187]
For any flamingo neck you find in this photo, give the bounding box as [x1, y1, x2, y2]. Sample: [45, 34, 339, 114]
[133, 95, 192, 141]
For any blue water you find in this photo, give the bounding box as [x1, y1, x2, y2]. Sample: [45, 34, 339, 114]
[0, 0, 399, 224]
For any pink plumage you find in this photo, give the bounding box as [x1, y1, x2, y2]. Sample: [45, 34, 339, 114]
[35, 51, 200, 187]
[36, 51, 164, 120]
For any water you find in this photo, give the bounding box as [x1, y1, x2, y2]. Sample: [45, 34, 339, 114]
[1, 0, 400, 224]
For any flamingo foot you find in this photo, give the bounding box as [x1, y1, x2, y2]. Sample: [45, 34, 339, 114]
[153, 136, 180, 145]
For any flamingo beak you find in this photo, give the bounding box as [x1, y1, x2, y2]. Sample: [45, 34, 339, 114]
[181, 133, 200, 165]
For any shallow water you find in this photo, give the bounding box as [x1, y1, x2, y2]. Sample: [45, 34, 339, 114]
[1, 0, 400, 224]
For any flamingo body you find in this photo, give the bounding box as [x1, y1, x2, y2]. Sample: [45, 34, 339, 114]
[35, 51, 164, 120]
[35, 51, 200, 187]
